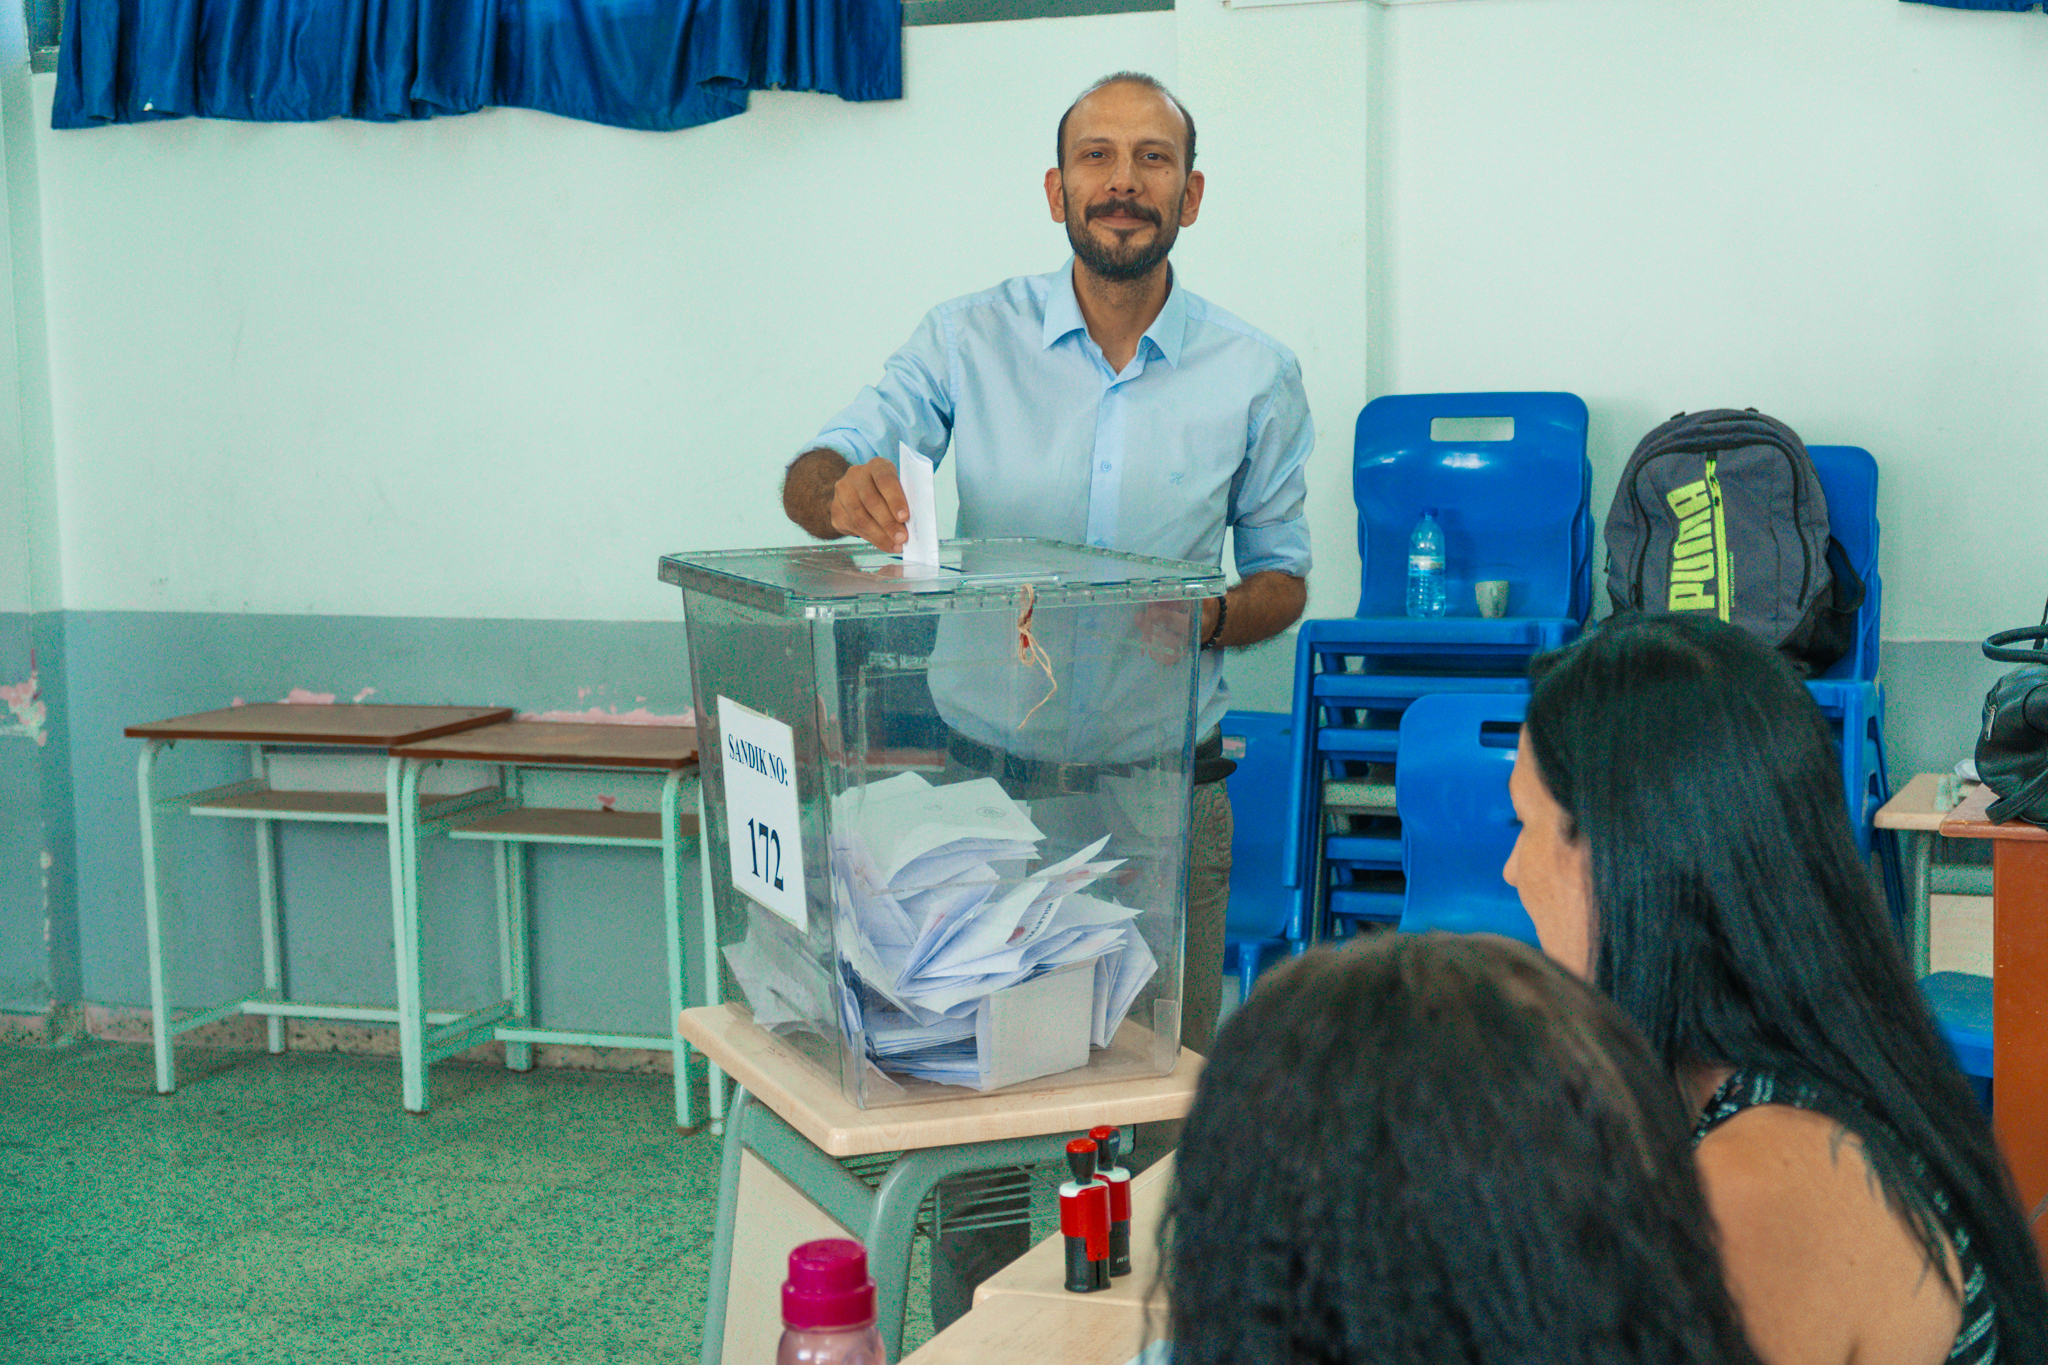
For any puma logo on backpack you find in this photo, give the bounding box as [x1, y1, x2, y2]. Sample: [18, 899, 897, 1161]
[1604, 409, 1865, 676]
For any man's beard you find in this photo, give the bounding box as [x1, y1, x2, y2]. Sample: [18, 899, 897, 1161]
[1066, 192, 1182, 283]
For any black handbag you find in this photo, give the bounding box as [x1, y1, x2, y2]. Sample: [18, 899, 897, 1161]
[1978, 598, 2048, 827]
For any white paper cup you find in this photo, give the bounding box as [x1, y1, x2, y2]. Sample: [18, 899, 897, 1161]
[1475, 580, 1510, 618]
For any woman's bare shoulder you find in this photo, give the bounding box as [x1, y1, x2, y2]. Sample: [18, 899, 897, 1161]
[1695, 1104, 1960, 1365]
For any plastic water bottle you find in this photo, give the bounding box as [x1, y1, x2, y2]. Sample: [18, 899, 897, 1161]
[1406, 508, 1448, 619]
[777, 1239, 887, 1365]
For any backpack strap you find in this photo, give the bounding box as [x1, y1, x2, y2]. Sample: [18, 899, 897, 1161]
[1824, 538, 1866, 615]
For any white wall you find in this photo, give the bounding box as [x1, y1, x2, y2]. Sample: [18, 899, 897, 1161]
[1378, 0, 2048, 642]
[31, 1, 1370, 625]
[0, 0, 31, 616]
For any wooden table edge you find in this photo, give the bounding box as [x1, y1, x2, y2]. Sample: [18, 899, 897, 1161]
[1874, 773, 1960, 833]
[389, 743, 698, 769]
[1941, 781, 2048, 842]
[125, 707, 516, 746]
[678, 1004, 1203, 1158]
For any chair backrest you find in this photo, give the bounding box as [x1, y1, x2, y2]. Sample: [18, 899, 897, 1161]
[1353, 393, 1591, 621]
[1394, 692, 1540, 945]
[1221, 711, 1303, 943]
[1806, 444, 1881, 680]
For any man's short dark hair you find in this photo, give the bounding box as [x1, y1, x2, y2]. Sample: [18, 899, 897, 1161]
[1054, 72, 1196, 171]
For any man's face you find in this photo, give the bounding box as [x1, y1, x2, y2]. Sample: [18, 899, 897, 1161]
[1045, 82, 1204, 284]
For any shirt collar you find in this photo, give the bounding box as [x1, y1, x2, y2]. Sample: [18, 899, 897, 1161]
[1041, 259, 1190, 369]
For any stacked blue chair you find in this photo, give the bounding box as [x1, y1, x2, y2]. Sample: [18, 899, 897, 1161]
[1800, 445, 1912, 950]
[1811, 443, 1992, 1108]
[1394, 693, 1540, 944]
[1220, 711, 1309, 1003]
[1921, 970, 1993, 1113]
[1286, 393, 1592, 934]
[1803, 445, 1886, 855]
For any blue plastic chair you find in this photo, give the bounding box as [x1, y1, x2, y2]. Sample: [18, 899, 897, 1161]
[1285, 393, 1592, 927]
[1922, 970, 1993, 1113]
[1806, 445, 1881, 683]
[1802, 446, 1885, 842]
[1800, 444, 1906, 925]
[1351, 393, 1592, 621]
[1393, 692, 1540, 944]
[1221, 712, 1309, 1002]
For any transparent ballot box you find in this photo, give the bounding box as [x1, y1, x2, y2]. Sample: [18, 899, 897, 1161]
[660, 539, 1221, 1109]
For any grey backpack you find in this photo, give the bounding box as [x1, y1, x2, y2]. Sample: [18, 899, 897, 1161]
[1604, 409, 1864, 676]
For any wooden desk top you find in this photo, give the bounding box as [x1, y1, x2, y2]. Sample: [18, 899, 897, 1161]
[898, 1292, 1149, 1365]
[976, 1155, 1174, 1311]
[1943, 781, 2048, 843]
[125, 703, 513, 747]
[1875, 773, 1963, 833]
[678, 1004, 1203, 1158]
[390, 719, 699, 769]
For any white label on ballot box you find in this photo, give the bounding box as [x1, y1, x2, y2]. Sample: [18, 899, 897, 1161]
[717, 697, 807, 931]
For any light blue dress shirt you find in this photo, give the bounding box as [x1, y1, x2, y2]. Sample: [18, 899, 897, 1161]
[810, 260, 1314, 742]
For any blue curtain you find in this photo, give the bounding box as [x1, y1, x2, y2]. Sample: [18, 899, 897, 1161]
[53, 0, 900, 130]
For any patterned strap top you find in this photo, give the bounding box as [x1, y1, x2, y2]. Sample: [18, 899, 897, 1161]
[1693, 1068, 1997, 1364]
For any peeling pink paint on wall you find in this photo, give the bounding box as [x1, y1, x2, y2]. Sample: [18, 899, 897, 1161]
[519, 706, 697, 727]
[281, 688, 337, 705]
[1, 663, 49, 746]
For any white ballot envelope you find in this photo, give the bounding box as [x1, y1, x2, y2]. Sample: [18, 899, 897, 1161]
[899, 442, 941, 571]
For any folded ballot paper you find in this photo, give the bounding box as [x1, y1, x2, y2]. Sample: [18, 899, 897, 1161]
[726, 770, 1157, 1091]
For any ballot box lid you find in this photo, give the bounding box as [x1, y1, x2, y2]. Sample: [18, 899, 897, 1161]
[658, 538, 1223, 620]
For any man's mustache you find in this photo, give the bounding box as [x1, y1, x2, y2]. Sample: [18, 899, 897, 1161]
[1086, 199, 1161, 227]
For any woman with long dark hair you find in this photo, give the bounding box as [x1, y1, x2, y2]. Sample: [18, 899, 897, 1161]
[1165, 933, 1760, 1365]
[1509, 612, 2047, 1365]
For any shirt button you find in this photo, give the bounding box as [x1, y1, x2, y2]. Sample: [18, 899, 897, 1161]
[1100, 462, 1112, 472]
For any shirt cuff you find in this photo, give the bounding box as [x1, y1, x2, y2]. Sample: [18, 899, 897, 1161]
[1234, 518, 1312, 580]
[808, 431, 884, 467]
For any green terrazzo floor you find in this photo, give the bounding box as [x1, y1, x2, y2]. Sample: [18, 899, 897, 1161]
[0, 1041, 940, 1364]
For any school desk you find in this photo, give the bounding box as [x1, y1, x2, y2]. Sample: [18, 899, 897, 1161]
[677, 1002, 1202, 1365]
[388, 719, 723, 1125]
[126, 703, 511, 1109]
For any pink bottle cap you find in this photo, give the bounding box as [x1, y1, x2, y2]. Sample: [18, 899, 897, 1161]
[782, 1239, 877, 1331]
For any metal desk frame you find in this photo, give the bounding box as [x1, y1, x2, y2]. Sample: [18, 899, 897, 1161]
[701, 1086, 1069, 1362]
[136, 736, 506, 1109]
[393, 753, 729, 1128]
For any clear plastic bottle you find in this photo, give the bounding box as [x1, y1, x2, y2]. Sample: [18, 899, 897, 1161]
[778, 1239, 888, 1365]
[1406, 507, 1448, 619]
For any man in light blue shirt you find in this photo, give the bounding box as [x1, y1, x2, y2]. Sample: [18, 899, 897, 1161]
[784, 83, 1313, 708]
[781, 70, 1312, 1325]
